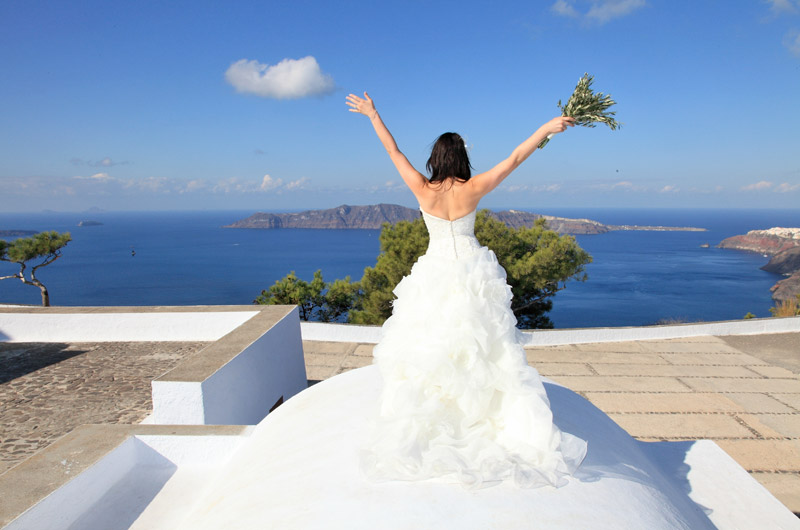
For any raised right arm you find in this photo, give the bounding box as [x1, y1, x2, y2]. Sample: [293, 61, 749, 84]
[467, 116, 575, 198]
[347, 92, 427, 196]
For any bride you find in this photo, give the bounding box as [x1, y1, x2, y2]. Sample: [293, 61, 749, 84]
[346, 92, 587, 489]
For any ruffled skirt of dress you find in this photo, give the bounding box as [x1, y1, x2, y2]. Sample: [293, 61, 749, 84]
[361, 247, 587, 489]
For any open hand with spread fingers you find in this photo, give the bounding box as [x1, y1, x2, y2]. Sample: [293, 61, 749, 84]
[346, 92, 377, 119]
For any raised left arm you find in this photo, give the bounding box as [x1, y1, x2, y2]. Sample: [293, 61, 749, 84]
[347, 92, 427, 196]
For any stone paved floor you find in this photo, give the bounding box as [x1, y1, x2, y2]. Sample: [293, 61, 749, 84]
[0, 342, 209, 474]
[303, 333, 800, 513]
[1, 334, 797, 513]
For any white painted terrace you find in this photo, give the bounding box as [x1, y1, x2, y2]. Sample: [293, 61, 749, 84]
[0, 306, 798, 529]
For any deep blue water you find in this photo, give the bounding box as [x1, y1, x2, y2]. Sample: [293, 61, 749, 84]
[1, 208, 797, 328]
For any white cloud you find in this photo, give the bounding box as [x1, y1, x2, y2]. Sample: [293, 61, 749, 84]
[260, 174, 284, 190]
[775, 182, 800, 192]
[551, 0, 645, 24]
[783, 29, 800, 56]
[71, 157, 130, 167]
[500, 183, 562, 193]
[225, 56, 336, 99]
[181, 179, 208, 193]
[74, 172, 114, 181]
[585, 179, 650, 192]
[213, 177, 256, 194]
[211, 175, 309, 194]
[765, 0, 798, 15]
[587, 0, 646, 24]
[285, 177, 309, 191]
[741, 180, 774, 191]
[125, 176, 169, 193]
[659, 185, 679, 193]
[551, 0, 579, 18]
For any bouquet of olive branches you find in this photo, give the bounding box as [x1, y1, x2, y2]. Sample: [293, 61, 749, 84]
[538, 73, 620, 149]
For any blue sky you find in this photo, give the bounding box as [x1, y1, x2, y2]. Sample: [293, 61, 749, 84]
[1, 0, 799, 212]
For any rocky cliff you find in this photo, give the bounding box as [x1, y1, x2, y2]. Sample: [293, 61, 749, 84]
[762, 247, 800, 275]
[719, 228, 800, 303]
[772, 272, 800, 303]
[718, 228, 800, 255]
[490, 210, 610, 234]
[225, 204, 420, 229]
[226, 204, 704, 235]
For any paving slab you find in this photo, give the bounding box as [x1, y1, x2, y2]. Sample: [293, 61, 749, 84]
[738, 413, 800, 438]
[353, 344, 375, 357]
[341, 355, 373, 369]
[305, 365, 338, 382]
[774, 393, 800, 411]
[660, 352, 770, 366]
[301, 340, 355, 356]
[534, 362, 595, 376]
[549, 375, 693, 393]
[303, 352, 346, 367]
[583, 392, 747, 414]
[723, 393, 798, 414]
[715, 439, 800, 472]
[720, 333, 800, 374]
[589, 363, 759, 378]
[679, 377, 800, 394]
[747, 364, 799, 378]
[573, 342, 646, 353]
[638, 339, 744, 354]
[750, 472, 800, 513]
[525, 351, 669, 364]
[607, 413, 758, 439]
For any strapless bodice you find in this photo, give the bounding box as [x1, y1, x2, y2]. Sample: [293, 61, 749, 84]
[420, 208, 482, 260]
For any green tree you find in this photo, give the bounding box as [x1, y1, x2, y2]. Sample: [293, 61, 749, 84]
[350, 218, 429, 325]
[319, 277, 362, 322]
[0, 231, 72, 307]
[350, 210, 591, 328]
[254, 270, 360, 322]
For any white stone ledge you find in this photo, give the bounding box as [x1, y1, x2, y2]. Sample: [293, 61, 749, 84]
[1, 425, 252, 530]
[301, 316, 800, 346]
[151, 307, 307, 426]
[0, 309, 259, 342]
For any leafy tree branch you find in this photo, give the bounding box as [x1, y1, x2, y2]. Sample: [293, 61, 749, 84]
[0, 231, 72, 306]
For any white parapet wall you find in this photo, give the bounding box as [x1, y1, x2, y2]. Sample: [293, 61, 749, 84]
[0, 305, 308, 427]
[151, 306, 307, 425]
[0, 307, 259, 342]
[301, 316, 800, 345]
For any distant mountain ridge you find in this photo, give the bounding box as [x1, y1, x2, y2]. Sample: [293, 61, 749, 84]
[0, 230, 38, 238]
[225, 204, 416, 230]
[225, 204, 705, 235]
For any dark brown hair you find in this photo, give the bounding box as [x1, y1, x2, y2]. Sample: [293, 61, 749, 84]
[425, 132, 472, 184]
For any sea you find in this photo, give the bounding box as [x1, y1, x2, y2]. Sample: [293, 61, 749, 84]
[1, 208, 798, 329]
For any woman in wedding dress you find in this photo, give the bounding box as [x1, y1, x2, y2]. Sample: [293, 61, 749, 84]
[346, 92, 587, 489]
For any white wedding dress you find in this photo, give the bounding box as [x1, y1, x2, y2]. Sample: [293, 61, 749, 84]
[361, 207, 587, 489]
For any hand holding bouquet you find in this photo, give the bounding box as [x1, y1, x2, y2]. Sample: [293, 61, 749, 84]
[539, 73, 620, 149]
